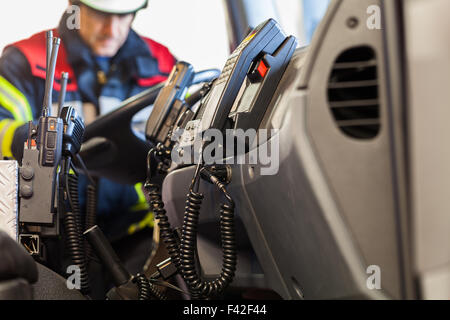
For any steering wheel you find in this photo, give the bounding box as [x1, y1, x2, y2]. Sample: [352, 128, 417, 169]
[79, 69, 220, 185]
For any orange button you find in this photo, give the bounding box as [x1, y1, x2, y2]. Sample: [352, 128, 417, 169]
[257, 60, 268, 78]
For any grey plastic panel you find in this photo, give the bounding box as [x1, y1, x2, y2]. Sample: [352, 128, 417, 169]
[160, 0, 412, 299]
[404, 0, 450, 299]
[0, 160, 18, 240]
[0, 278, 32, 300]
[32, 263, 86, 300]
[288, 0, 405, 299]
[162, 87, 387, 299]
[242, 91, 385, 300]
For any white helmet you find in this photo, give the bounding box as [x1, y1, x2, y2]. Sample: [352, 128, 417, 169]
[77, 0, 148, 14]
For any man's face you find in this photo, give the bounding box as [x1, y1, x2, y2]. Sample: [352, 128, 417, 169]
[78, 4, 134, 57]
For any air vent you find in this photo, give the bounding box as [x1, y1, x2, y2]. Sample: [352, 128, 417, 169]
[327, 46, 380, 139]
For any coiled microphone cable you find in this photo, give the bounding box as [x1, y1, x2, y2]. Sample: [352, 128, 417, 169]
[144, 146, 237, 299]
[180, 165, 236, 298]
[144, 147, 182, 270]
[63, 158, 90, 294]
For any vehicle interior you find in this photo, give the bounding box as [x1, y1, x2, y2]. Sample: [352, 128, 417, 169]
[0, 0, 449, 300]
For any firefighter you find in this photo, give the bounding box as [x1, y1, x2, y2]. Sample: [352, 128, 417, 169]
[0, 0, 175, 241]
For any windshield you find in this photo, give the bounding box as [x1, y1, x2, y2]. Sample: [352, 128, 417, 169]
[274, 0, 331, 46]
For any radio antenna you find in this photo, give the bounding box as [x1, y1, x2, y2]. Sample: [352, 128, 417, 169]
[45, 30, 53, 76]
[42, 37, 60, 117]
[57, 72, 69, 117]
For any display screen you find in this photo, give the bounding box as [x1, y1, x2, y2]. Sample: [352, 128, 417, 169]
[234, 81, 261, 114]
[199, 82, 226, 131]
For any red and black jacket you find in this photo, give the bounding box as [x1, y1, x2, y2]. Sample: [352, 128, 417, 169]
[0, 12, 175, 160]
[0, 13, 175, 240]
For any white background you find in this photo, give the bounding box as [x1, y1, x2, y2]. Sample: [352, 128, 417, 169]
[0, 0, 230, 71]
[0, 0, 316, 71]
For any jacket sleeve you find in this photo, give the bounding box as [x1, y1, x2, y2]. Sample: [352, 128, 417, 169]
[0, 46, 41, 161]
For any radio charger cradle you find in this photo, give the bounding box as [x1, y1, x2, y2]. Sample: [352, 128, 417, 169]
[146, 61, 195, 144]
[175, 19, 297, 158]
[229, 31, 297, 132]
[194, 18, 297, 134]
[143, 61, 213, 177]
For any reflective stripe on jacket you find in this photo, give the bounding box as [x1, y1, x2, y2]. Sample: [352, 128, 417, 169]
[0, 12, 175, 240]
